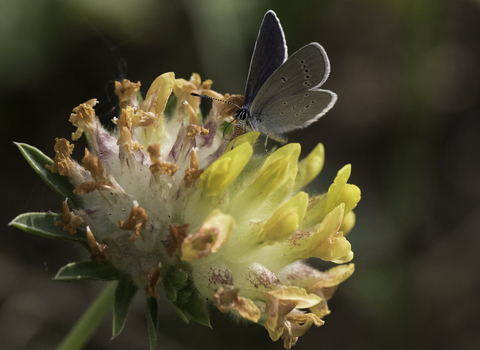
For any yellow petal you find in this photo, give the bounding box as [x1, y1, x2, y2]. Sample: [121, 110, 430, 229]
[325, 164, 351, 214]
[340, 210, 356, 235]
[254, 143, 301, 194]
[226, 131, 261, 152]
[181, 209, 235, 261]
[199, 142, 252, 196]
[304, 204, 344, 259]
[142, 72, 175, 117]
[314, 232, 352, 262]
[310, 264, 355, 289]
[260, 192, 309, 244]
[340, 184, 361, 214]
[294, 143, 324, 191]
[268, 286, 321, 309]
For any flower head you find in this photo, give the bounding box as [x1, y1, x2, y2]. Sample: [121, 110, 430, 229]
[12, 73, 360, 349]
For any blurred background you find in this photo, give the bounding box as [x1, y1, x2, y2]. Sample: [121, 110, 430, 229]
[2, 0, 480, 349]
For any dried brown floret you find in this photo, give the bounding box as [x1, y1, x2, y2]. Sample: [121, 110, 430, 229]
[166, 223, 190, 257]
[86, 227, 108, 263]
[118, 202, 148, 242]
[54, 200, 82, 234]
[69, 99, 98, 141]
[114, 79, 141, 109]
[114, 107, 143, 153]
[147, 143, 179, 177]
[145, 264, 162, 299]
[184, 148, 203, 187]
[45, 138, 75, 176]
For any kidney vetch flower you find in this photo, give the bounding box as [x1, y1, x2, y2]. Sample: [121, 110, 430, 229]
[11, 72, 360, 349]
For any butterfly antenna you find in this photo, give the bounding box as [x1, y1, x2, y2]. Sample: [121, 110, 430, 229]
[190, 93, 242, 109]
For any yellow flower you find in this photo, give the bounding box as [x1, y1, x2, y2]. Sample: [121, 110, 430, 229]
[13, 71, 360, 349]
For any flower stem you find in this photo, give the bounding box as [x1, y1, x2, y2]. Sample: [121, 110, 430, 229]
[56, 281, 118, 350]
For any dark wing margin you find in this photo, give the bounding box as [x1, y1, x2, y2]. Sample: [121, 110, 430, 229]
[243, 10, 287, 109]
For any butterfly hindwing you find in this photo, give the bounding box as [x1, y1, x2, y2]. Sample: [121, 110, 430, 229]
[243, 10, 287, 110]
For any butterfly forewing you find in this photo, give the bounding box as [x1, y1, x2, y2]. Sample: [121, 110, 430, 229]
[243, 10, 287, 110]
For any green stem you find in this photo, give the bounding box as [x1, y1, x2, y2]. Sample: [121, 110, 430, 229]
[56, 281, 118, 350]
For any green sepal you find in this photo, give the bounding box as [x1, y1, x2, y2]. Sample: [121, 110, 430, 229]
[112, 278, 138, 339]
[163, 265, 211, 327]
[173, 305, 189, 324]
[146, 297, 159, 350]
[164, 283, 177, 302]
[10, 212, 87, 243]
[181, 291, 211, 328]
[15, 142, 82, 209]
[54, 261, 123, 281]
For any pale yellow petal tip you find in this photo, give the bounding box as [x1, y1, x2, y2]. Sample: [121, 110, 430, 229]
[181, 210, 235, 261]
[254, 143, 301, 194]
[226, 131, 261, 151]
[294, 143, 325, 191]
[142, 72, 175, 117]
[304, 203, 345, 259]
[199, 142, 253, 196]
[267, 286, 322, 309]
[340, 210, 356, 235]
[260, 192, 309, 244]
[311, 263, 355, 289]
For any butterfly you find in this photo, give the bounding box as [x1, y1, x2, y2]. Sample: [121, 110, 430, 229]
[194, 10, 337, 145]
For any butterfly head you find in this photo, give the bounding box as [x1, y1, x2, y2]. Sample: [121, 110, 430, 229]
[233, 107, 250, 121]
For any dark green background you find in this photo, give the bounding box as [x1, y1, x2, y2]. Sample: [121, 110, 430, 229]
[2, 0, 479, 349]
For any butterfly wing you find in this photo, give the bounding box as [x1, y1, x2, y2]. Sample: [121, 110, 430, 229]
[243, 10, 287, 110]
[249, 43, 337, 135]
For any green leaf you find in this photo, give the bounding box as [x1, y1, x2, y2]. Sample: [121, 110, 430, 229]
[54, 261, 123, 281]
[112, 278, 138, 338]
[10, 212, 87, 243]
[15, 142, 83, 209]
[146, 297, 159, 350]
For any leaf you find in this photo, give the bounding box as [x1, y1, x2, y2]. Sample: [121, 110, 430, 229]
[15, 142, 82, 209]
[10, 212, 87, 243]
[112, 278, 138, 339]
[54, 261, 123, 281]
[146, 297, 159, 350]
